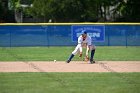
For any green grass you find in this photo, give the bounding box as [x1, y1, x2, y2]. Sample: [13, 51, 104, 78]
[0, 46, 140, 61]
[0, 73, 139, 93]
[0, 47, 140, 93]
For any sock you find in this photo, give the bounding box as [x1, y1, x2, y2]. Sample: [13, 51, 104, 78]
[68, 54, 74, 61]
[90, 50, 95, 61]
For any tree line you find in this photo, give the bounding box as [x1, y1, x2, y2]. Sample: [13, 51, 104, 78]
[0, 0, 140, 22]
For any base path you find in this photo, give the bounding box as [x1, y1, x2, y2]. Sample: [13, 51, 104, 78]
[0, 61, 140, 72]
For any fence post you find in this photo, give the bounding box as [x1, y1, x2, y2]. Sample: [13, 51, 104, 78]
[41, 25, 49, 47]
[9, 30, 11, 47]
[108, 32, 110, 46]
[125, 30, 128, 48]
[46, 26, 50, 48]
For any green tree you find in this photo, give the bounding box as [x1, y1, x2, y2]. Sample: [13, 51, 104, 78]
[0, 0, 15, 22]
[31, 0, 99, 22]
[123, 0, 140, 21]
[112, 0, 140, 22]
[0, 0, 4, 19]
[10, 0, 140, 22]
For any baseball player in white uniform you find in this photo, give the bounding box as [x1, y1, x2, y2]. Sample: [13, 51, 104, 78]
[66, 30, 96, 64]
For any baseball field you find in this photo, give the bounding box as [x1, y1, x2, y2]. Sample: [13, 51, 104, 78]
[0, 46, 140, 93]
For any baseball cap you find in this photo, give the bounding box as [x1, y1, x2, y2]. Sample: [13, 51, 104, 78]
[81, 30, 87, 34]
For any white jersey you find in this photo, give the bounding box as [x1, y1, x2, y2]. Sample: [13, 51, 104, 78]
[72, 35, 93, 55]
[78, 35, 92, 46]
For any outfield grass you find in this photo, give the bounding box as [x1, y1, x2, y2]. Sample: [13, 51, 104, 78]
[0, 73, 139, 93]
[0, 46, 140, 61]
[0, 47, 140, 93]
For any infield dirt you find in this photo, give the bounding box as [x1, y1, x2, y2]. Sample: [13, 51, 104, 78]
[0, 61, 140, 72]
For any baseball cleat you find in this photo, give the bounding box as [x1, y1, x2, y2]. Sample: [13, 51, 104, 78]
[66, 60, 70, 63]
[90, 59, 95, 64]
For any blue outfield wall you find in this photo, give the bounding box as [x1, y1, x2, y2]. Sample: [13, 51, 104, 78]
[0, 23, 140, 47]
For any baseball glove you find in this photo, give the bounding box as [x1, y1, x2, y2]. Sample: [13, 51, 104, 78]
[84, 56, 89, 62]
[79, 53, 82, 57]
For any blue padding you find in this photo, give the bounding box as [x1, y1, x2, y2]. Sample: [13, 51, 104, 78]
[0, 25, 140, 47]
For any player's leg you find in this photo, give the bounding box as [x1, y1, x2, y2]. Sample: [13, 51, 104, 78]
[83, 45, 90, 62]
[66, 54, 74, 63]
[66, 45, 80, 63]
[90, 45, 96, 64]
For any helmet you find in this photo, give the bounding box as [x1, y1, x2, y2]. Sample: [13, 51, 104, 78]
[81, 30, 87, 34]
